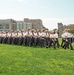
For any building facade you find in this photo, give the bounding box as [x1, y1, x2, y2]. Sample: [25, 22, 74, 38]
[16, 21, 32, 31]
[29, 19, 43, 30]
[24, 18, 43, 30]
[0, 18, 44, 32]
[0, 19, 16, 32]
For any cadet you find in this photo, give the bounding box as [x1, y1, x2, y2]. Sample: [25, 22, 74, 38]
[0, 32, 1, 43]
[18, 31, 22, 45]
[54, 31, 60, 48]
[50, 31, 56, 49]
[1, 31, 6, 44]
[33, 30, 38, 46]
[61, 31, 66, 47]
[39, 29, 46, 47]
[23, 31, 27, 46]
[62, 29, 74, 50]
[44, 30, 50, 48]
[12, 32, 16, 45]
[4, 32, 8, 44]
[26, 29, 32, 46]
[7, 32, 11, 44]
[20, 30, 26, 45]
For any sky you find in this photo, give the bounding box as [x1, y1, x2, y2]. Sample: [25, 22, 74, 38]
[0, 0, 74, 30]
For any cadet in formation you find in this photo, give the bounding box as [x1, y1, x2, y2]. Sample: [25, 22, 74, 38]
[61, 29, 74, 50]
[0, 29, 73, 50]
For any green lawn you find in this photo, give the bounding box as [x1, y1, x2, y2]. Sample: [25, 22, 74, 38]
[0, 42, 74, 75]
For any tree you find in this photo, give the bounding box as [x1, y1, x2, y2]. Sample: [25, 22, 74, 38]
[68, 29, 74, 33]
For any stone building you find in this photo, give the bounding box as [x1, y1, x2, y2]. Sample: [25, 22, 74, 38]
[24, 18, 43, 30]
[58, 23, 74, 36]
[16, 21, 32, 31]
[0, 19, 16, 32]
[29, 19, 43, 30]
[0, 18, 44, 32]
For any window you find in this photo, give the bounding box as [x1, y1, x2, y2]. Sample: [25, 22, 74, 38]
[5, 24, 9, 29]
[0, 24, 3, 29]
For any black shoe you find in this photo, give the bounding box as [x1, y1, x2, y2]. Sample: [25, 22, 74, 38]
[62, 46, 64, 48]
[64, 47, 66, 49]
[71, 49, 74, 50]
[54, 47, 56, 49]
[46, 46, 48, 48]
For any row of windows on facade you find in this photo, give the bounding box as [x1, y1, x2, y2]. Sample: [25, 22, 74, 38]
[0, 24, 9, 29]
[0, 23, 32, 32]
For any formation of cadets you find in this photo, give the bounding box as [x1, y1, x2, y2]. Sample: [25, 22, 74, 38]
[0, 28, 74, 50]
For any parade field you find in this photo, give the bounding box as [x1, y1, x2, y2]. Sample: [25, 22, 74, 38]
[0, 43, 74, 75]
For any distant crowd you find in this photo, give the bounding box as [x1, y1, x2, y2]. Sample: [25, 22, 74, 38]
[0, 29, 74, 50]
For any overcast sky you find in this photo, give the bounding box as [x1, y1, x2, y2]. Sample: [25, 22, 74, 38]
[0, 0, 74, 30]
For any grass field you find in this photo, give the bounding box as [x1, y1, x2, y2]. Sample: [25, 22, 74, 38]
[0, 39, 74, 75]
